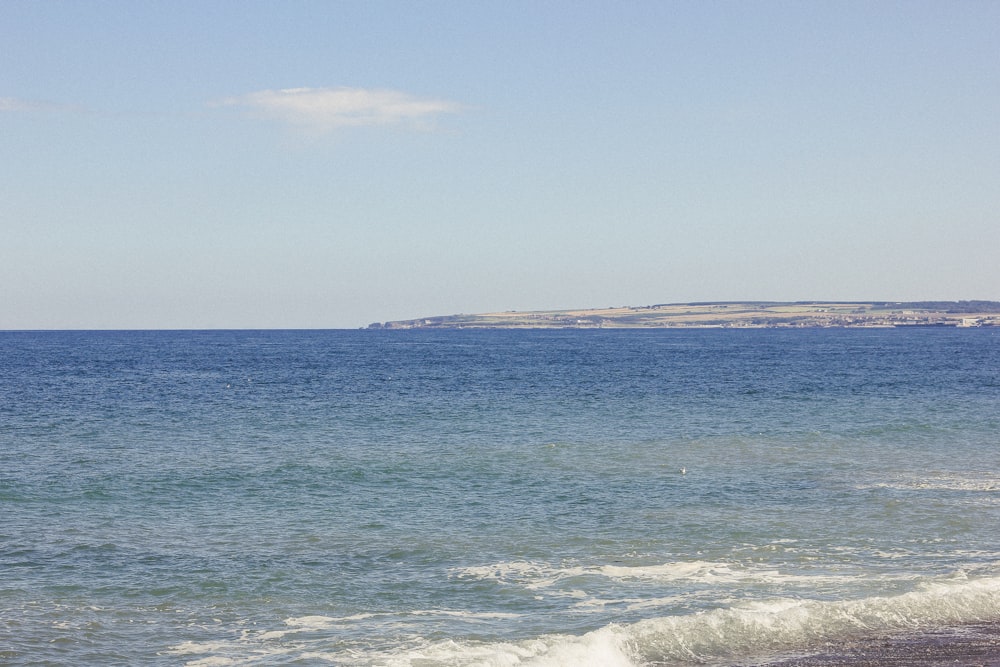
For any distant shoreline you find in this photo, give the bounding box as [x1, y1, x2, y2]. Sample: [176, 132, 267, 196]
[369, 300, 1000, 330]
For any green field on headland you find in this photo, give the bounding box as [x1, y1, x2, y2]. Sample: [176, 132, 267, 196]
[370, 301, 1000, 329]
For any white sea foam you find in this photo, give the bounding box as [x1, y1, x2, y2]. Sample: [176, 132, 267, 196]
[862, 472, 1000, 493]
[184, 658, 236, 667]
[171, 574, 1000, 667]
[622, 574, 1000, 665]
[165, 575, 1000, 667]
[285, 614, 340, 628]
[408, 609, 522, 619]
[571, 594, 687, 612]
[347, 628, 635, 667]
[454, 558, 860, 591]
[598, 561, 783, 584]
[456, 561, 587, 590]
[168, 640, 241, 667]
[369, 574, 1000, 666]
[252, 614, 342, 640]
[168, 640, 236, 655]
[859, 473, 1000, 507]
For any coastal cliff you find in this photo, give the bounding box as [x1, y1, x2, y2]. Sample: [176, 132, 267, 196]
[370, 301, 1000, 329]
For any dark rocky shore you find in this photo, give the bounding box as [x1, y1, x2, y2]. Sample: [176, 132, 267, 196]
[759, 624, 1000, 666]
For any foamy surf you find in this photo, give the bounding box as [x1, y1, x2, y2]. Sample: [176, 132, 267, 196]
[166, 574, 1000, 666]
[865, 473, 1000, 494]
[623, 574, 1000, 665]
[453, 559, 851, 588]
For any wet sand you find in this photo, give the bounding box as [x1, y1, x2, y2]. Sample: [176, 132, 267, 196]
[760, 623, 1000, 666]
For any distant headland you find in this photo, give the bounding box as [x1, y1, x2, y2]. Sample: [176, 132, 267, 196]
[369, 301, 1000, 330]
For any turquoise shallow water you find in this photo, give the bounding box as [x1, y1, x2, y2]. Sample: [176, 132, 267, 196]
[2, 328, 999, 665]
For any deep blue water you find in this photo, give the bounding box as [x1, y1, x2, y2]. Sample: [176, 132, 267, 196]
[2, 328, 999, 665]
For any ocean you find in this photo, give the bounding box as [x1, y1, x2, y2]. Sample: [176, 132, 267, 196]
[2, 327, 999, 666]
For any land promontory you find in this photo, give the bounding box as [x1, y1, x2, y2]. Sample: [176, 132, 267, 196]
[369, 301, 1000, 329]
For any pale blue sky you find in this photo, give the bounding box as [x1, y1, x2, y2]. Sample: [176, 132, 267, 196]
[2, 1, 998, 329]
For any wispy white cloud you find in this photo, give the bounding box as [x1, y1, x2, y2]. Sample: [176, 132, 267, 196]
[210, 87, 463, 131]
[0, 97, 74, 113]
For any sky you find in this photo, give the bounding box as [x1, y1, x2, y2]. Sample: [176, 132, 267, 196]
[2, 1, 998, 329]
